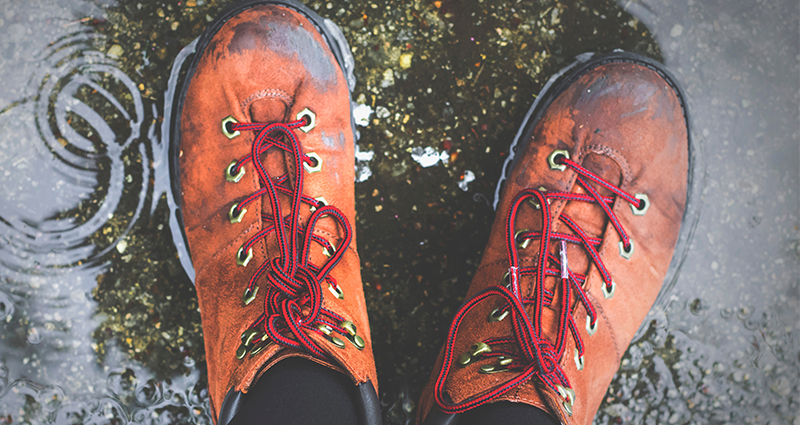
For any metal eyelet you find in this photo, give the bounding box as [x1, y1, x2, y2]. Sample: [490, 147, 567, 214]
[235, 344, 247, 360]
[317, 324, 346, 349]
[574, 348, 585, 371]
[585, 315, 598, 336]
[618, 239, 634, 260]
[296, 108, 316, 133]
[555, 384, 576, 416]
[479, 357, 513, 374]
[303, 152, 323, 174]
[340, 321, 365, 350]
[236, 246, 253, 267]
[457, 342, 492, 367]
[631, 193, 650, 216]
[322, 244, 336, 258]
[249, 339, 273, 356]
[221, 116, 241, 139]
[602, 280, 616, 300]
[242, 286, 259, 305]
[225, 161, 245, 183]
[310, 197, 328, 213]
[501, 271, 510, 285]
[548, 150, 570, 171]
[488, 308, 509, 323]
[229, 203, 247, 224]
[514, 229, 531, 249]
[328, 283, 344, 300]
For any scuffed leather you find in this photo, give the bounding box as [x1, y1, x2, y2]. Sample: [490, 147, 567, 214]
[178, 5, 377, 424]
[417, 60, 688, 425]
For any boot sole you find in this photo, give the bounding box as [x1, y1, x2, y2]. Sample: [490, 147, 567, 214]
[164, 0, 358, 283]
[493, 50, 704, 313]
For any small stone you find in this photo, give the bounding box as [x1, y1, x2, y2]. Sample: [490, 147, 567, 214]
[399, 52, 414, 69]
[107, 44, 123, 58]
[670, 24, 684, 37]
[116, 239, 128, 254]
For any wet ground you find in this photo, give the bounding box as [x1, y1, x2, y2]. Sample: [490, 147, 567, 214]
[0, 0, 797, 424]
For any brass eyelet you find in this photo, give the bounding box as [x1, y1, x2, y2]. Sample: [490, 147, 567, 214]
[229, 203, 247, 224]
[631, 193, 650, 216]
[457, 342, 491, 367]
[618, 239, 634, 260]
[236, 246, 253, 267]
[235, 344, 247, 360]
[242, 286, 259, 305]
[296, 108, 316, 133]
[574, 348, 585, 371]
[585, 315, 598, 336]
[556, 384, 576, 413]
[488, 308, 509, 323]
[303, 152, 323, 174]
[339, 321, 365, 350]
[310, 197, 328, 213]
[548, 150, 570, 171]
[249, 339, 273, 356]
[221, 116, 241, 139]
[514, 229, 531, 249]
[225, 161, 245, 183]
[328, 283, 344, 300]
[479, 357, 512, 374]
[602, 280, 616, 300]
[317, 324, 345, 349]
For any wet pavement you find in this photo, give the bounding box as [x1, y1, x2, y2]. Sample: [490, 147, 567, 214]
[0, 0, 797, 424]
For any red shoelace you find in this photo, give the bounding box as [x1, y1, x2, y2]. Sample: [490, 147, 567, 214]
[434, 154, 645, 413]
[228, 117, 356, 360]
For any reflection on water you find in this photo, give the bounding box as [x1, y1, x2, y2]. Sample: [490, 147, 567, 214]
[0, 0, 797, 424]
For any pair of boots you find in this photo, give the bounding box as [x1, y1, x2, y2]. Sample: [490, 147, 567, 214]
[171, 1, 692, 424]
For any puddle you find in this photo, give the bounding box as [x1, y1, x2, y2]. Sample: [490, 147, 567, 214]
[0, 0, 796, 424]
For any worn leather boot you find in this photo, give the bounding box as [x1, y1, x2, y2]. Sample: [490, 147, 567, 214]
[170, 1, 379, 424]
[417, 52, 696, 424]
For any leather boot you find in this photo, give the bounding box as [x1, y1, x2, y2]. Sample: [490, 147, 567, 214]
[171, 2, 379, 424]
[417, 52, 695, 424]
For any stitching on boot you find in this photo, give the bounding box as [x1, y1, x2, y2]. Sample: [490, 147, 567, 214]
[239, 88, 294, 115]
[196, 220, 261, 278]
[579, 144, 634, 183]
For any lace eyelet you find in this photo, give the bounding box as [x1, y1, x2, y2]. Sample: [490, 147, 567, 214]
[602, 280, 616, 300]
[221, 116, 241, 139]
[631, 193, 650, 216]
[585, 315, 598, 336]
[340, 321, 365, 350]
[618, 239, 634, 260]
[242, 286, 259, 305]
[555, 384, 576, 415]
[229, 203, 247, 224]
[514, 229, 531, 249]
[317, 324, 345, 349]
[236, 246, 253, 267]
[479, 357, 512, 374]
[296, 108, 316, 133]
[574, 348, 585, 371]
[457, 342, 492, 366]
[548, 149, 570, 171]
[225, 160, 245, 183]
[303, 152, 323, 174]
[327, 283, 344, 300]
[488, 308, 509, 323]
[310, 197, 328, 213]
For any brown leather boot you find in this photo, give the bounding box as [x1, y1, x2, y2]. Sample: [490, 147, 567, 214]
[170, 2, 379, 424]
[417, 52, 697, 424]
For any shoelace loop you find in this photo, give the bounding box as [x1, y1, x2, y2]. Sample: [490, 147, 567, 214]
[228, 116, 359, 360]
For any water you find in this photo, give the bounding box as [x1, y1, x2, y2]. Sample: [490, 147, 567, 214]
[0, 0, 797, 424]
